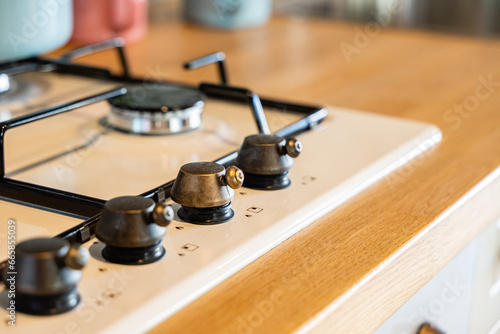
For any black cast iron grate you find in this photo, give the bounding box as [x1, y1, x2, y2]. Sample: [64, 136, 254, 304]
[0, 39, 327, 244]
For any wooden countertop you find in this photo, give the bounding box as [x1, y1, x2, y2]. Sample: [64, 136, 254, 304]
[67, 16, 500, 333]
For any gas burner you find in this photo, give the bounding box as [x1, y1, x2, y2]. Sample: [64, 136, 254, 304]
[104, 83, 206, 135]
[0, 72, 49, 105]
[171, 162, 244, 224]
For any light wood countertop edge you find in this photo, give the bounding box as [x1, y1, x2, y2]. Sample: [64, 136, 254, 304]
[299, 167, 500, 333]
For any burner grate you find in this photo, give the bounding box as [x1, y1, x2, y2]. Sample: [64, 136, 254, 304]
[0, 41, 327, 245]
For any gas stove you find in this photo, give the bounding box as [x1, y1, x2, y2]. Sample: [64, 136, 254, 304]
[0, 40, 441, 333]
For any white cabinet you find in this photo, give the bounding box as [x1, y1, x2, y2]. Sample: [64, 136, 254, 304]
[375, 218, 500, 334]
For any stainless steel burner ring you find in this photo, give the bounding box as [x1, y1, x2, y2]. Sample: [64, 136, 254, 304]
[106, 100, 204, 135]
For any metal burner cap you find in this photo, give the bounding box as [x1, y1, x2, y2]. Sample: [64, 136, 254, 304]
[108, 84, 206, 111]
[106, 84, 206, 135]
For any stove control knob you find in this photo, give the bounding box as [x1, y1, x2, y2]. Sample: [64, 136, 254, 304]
[171, 162, 244, 224]
[235, 134, 302, 190]
[418, 323, 445, 334]
[96, 196, 172, 264]
[171, 162, 243, 208]
[3, 237, 88, 315]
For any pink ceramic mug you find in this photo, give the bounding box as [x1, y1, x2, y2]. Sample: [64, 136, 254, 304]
[71, 0, 147, 45]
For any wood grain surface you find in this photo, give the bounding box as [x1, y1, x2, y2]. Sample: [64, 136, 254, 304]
[57, 16, 500, 333]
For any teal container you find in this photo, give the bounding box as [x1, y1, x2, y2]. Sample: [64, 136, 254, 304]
[0, 0, 73, 63]
[184, 0, 272, 29]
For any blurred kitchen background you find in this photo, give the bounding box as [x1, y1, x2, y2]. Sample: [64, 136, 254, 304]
[150, 0, 500, 36]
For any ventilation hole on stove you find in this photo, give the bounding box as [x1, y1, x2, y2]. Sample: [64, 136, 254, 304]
[175, 226, 184, 230]
[240, 192, 247, 195]
[179, 253, 185, 256]
[98, 268, 108, 272]
[245, 215, 252, 218]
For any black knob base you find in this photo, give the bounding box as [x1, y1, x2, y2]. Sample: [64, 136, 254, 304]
[178, 203, 234, 225]
[16, 287, 80, 315]
[242, 172, 291, 190]
[102, 241, 165, 265]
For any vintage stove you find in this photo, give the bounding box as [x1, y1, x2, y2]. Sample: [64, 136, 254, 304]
[0, 40, 441, 333]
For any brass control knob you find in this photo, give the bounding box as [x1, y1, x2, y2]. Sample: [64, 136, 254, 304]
[3, 237, 89, 315]
[171, 162, 244, 224]
[96, 196, 173, 264]
[171, 162, 243, 208]
[235, 134, 302, 190]
[418, 323, 445, 334]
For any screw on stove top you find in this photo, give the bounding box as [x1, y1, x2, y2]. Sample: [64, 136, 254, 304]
[235, 134, 302, 190]
[170, 162, 244, 224]
[95, 196, 173, 265]
[2, 237, 89, 315]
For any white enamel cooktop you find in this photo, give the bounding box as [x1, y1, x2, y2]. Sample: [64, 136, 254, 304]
[0, 71, 441, 333]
